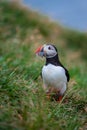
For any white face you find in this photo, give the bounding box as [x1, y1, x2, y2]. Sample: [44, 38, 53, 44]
[43, 44, 57, 58]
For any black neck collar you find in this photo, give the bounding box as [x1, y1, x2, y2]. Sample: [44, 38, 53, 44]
[46, 54, 61, 66]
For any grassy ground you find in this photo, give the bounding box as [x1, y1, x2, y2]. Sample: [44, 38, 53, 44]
[0, 1, 87, 130]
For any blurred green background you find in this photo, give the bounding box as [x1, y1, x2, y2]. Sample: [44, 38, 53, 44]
[0, 1, 87, 130]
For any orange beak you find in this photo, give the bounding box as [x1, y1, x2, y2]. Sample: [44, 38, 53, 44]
[35, 45, 45, 57]
[35, 46, 43, 54]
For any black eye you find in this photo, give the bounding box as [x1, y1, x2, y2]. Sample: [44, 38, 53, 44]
[48, 46, 51, 50]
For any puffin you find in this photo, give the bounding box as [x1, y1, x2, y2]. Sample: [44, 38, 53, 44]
[35, 44, 70, 101]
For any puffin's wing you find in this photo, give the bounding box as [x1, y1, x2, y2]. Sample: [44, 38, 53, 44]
[59, 62, 70, 82]
[64, 68, 70, 82]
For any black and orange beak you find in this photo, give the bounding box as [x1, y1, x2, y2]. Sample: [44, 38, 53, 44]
[35, 46, 44, 57]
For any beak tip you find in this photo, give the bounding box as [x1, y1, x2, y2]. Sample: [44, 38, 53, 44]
[35, 46, 42, 54]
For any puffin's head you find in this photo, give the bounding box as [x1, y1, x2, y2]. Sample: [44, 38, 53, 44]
[35, 44, 58, 58]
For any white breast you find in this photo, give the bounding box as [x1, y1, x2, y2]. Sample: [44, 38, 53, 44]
[42, 64, 67, 90]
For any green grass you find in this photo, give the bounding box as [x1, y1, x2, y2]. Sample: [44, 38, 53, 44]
[62, 29, 87, 59]
[0, 1, 87, 130]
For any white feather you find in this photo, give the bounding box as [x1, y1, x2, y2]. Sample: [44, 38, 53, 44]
[42, 64, 67, 95]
